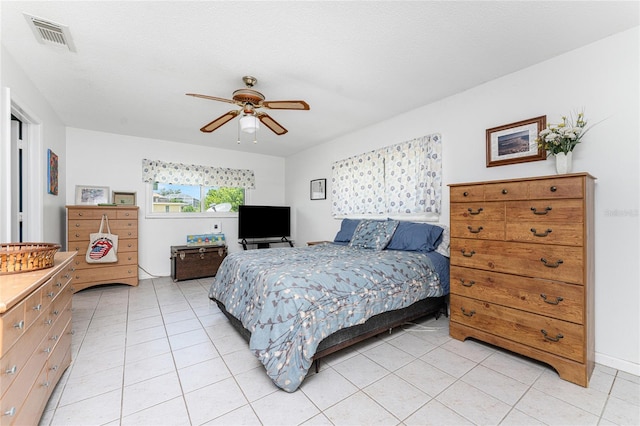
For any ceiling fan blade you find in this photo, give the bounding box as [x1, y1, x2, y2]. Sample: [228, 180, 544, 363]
[186, 93, 240, 105]
[200, 110, 240, 133]
[257, 112, 288, 135]
[260, 100, 310, 110]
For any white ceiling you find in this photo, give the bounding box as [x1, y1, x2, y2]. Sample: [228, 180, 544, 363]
[2, 1, 638, 157]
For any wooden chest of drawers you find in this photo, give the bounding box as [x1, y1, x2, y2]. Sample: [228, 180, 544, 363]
[66, 205, 139, 292]
[0, 252, 75, 425]
[448, 173, 595, 387]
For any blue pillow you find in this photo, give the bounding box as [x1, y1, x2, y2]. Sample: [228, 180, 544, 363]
[334, 219, 361, 243]
[386, 222, 444, 253]
[349, 220, 399, 250]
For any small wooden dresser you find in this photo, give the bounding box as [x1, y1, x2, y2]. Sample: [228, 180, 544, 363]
[449, 173, 595, 387]
[66, 205, 139, 292]
[0, 252, 75, 425]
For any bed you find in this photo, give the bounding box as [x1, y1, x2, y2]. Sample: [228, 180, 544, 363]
[208, 219, 450, 392]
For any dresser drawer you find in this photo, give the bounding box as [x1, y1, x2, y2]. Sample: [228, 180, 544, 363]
[485, 181, 529, 201]
[67, 209, 117, 220]
[72, 264, 137, 284]
[450, 221, 505, 240]
[69, 238, 137, 255]
[450, 296, 584, 362]
[450, 202, 504, 221]
[505, 222, 583, 246]
[450, 266, 584, 323]
[71, 252, 138, 271]
[67, 220, 138, 241]
[0, 302, 25, 356]
[450, 185, 484, 202]
[450, 238, 584, 284]
[506, 199, 584, 222]
[529, 176, 583, 199]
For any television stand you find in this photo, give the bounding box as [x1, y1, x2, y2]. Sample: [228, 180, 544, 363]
[240, 237, 294, 250]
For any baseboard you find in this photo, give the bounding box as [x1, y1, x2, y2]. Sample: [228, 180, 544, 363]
[596, 352, 640, 376]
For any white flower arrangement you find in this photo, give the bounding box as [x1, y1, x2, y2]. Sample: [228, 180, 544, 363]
[537, 111, 592, 156]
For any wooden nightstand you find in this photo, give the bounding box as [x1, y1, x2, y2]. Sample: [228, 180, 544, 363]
[307, 241, 331, 246]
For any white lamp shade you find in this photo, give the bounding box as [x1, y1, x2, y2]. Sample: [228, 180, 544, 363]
[239, 114, 259, 134]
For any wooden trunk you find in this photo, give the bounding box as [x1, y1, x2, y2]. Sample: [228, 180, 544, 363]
[170, 245, 227, 282]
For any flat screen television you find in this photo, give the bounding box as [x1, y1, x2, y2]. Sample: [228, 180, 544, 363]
[238, 205, 291, 240]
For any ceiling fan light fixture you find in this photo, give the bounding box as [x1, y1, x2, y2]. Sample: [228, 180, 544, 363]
[239, 114, 259, 134]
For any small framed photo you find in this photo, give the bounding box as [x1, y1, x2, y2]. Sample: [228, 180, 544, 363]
[113, 191, 137, 205]
[75, 185, 110, 205]
[310, 178, 326, 200]
[486, 115, 547, 167]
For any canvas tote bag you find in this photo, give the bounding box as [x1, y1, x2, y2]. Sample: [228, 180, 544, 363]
[86, 214, 118, 263]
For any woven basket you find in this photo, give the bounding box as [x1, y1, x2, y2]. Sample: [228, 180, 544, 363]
[0, 243, 61, 275]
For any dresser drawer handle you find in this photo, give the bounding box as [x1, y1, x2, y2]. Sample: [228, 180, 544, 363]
[461, 250, 476, 258]
[550, 186, 557, 192]
[540, 258, 563, 268]
[33, 304, 43, 311]
[467, 207, 483, 215]
[463, 191, 469, 197]
[4, 407, 16, 417]
[501, 189, 508, 195]
[540, 294, 564, 305]
[460, 279, 475, 287]
[530, 228, 552, 237]
[5, 365, 17, 375]
[461, 308, 476, 317]
[467, 226, 483, 234]
[13, 320, 24, 329]
[541, 329, 563, 342]
[531, 206, 552, 215]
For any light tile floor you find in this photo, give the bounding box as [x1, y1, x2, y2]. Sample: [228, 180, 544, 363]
[40, 278, 639, 425]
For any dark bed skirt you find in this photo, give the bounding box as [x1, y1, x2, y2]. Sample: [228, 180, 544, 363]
[211, 295, 448, 364]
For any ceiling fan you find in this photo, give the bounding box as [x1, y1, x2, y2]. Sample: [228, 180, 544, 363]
[186, 76, 310, 136]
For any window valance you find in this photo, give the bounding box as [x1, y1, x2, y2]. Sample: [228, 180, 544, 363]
[141, 159, 255, 189]
[331, 133, 442, 218]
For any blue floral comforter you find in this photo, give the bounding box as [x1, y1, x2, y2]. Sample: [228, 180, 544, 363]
[208, 243, 447, 392]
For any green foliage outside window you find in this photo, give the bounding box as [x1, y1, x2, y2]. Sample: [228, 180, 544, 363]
[204, 187, 244, 212]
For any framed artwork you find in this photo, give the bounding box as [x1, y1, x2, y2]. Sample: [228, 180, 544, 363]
[486, 115, 547, 167]
[310, 178, 326, 200]
[47, 149, 58, 195]
[75, 185, 110, 205]
[113, 191, 136, 205]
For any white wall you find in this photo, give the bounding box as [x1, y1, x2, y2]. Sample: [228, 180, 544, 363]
[66, 128, 285, 277]
[286, 27, 640, 375]
[0, 46, 68, 244]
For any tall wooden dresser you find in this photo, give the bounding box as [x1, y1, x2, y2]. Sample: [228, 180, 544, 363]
[449, 173, 595, 387]
[66, 205, 139, 292]
[0, 252, 75, 425]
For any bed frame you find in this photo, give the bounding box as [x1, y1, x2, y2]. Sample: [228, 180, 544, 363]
[212, 295, 448, 373]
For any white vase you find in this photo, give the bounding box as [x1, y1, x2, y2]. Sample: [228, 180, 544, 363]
[555, 152, 573, 174]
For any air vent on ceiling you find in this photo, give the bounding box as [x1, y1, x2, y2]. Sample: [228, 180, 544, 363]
[24, 13, 76, 52]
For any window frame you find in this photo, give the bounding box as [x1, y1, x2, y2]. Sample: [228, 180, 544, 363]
[144, 183, 248, 219]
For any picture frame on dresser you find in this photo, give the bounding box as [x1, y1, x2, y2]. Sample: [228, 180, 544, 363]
[75, 185, 110, 205]
[486, 115, 547, 167]
[113, 191, 136, 205]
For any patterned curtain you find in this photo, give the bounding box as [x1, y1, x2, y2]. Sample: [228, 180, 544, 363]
[142, 159, 255, 189]
[331, 150, 385, 216]
[385, 134, 442, 215]
[331, 133, 442, 217]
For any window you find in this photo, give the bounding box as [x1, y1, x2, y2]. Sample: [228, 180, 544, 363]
[142, 159, 254, 218]
[151, 182, 245, 214]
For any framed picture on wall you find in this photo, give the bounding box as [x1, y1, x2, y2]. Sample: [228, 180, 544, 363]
[310, 179, 326, 200]
[113, 191, 137, 205]
[75, 185, 110, 205]
[486, 115, 547, 167]
[47, 149, 59, 195]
